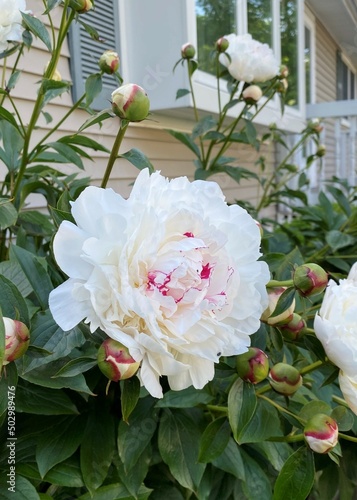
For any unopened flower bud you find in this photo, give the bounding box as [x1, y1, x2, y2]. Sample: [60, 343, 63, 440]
[279, 65, 289, 79]
[316, 144, 326, 157]
[3, 318, 30, 366]
[99, 50, 119, 74]
[279, 313, 306, 341]
[269, 362, 302, 395]
[261, 287, 295, 326]
[215, 37, 229, 53]
[97, 339, 140, 382]
[68, 0, 93, 13]
[275, 79, 288, 93]
[181, 43, 196, 59]
[293, 263, 328, 297]
[308, 118, 323, 134]
[304, 414, 338, 453]
[236, 347, 269, 384]
[111, 84, 150, 122]
[243, 85, 263, 104]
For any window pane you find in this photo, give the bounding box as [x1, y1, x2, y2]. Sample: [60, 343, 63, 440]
[247, 0, 273, 46]
[350, 71, 355, 99]
[196, 0, 237, 75]
[281, 0, 299, 106]
[304, 26, 311, 104]
[336, 51, 344, 100]
[342, 62, 348, 100]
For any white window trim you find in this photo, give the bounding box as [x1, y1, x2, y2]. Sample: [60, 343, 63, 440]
[304, 12, 316, 105]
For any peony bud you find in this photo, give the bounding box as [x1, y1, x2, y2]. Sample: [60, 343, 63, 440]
[242, 85, 263, 104]
[99, 50, 119, 74]
[215, 37, 229, 53]
[316, 144, 326, 157]
[308, 118, 323, 134]
[3, 318, 30, 366]
[269, 362, 302, 396]
[111, 84, 150, 122]
[275, 78, 288, 93]
[279, 313, 306, 341]
[293, 263, 328, 297]
[97, 339, 140, 382]
[68, 0, 93, 13]
[236, 347, 269, 384]
[279, 65, 289, 79]
[304, 414, 338, 453]
[261, 287, 295, 326]
[181, 43, 196, 59]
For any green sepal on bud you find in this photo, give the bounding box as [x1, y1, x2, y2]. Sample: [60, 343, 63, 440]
[236, 347, 269, 384]
[68, 0, 93, 13]
[111, 83, 150, 122]
[97, 338, 140, 382]
[181, 43, 196, 59]
[304, 413, 338, 453]
[268, 362, 302, 396]
[99, 50, 119, 74]
[279, 313, 306, 341]
[215, 37, 229, 53]
[3, 318, 30, 366]
[293, 263, 328, 297]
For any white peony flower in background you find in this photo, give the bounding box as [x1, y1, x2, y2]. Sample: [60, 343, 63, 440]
[0, 0, 26, 53]
[314, 262, 357, 414]
[49, 169, 269, 398]
[219, 33, 279, 83]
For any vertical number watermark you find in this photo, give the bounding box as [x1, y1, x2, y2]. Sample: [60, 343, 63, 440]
[7, 386, 16, 493]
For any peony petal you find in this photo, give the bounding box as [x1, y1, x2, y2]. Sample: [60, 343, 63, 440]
[339, 371, 357, 416]
[49, 280, 91, 331]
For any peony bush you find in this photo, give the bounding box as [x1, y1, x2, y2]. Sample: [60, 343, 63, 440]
[0, 1, 357, 499]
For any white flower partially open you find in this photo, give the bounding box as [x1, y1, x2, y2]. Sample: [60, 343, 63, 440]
[219, 33, 279, 83]
[49, 169, 269, 397]
[0, 0, 26, 52]
[314, 263, 357, 414]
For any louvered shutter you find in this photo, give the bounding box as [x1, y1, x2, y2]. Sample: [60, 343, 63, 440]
[68, 0, 120, 110]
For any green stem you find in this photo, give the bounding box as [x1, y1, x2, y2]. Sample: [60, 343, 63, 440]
[101, 120, 129, 188]
[338, 433, 357, 443]
[267, 434, 304, 443]
[266, 279, 294, 288]
[299, 360, 325, 376]
[258, 394, 306, 424]
[332, 395, 349, 408]
[186, 60, 205, 165]
[206, 404, 228, 414]
[7, 94, 26, 136]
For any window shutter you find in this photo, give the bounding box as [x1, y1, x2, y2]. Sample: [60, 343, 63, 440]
[68, 0, 120, 110]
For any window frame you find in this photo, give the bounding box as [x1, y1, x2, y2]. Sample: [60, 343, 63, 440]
[304, 11, 316, 105]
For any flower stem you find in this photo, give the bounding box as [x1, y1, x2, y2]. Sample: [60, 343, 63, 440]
[267, 434, 304, 443]
[299, 360, 325, 375]
[206, 404, 228, 414]
[338, 433, 357, 443]
[186, 61, 205, 165]
[258, 393, 306, 424]
[101, 120, 129, 188]
[266, 279, 294, 288]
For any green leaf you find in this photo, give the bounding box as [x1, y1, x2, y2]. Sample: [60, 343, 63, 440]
[7, 70, 21, 90]
[120, 376, 141, 423]
[15, 381, 79, 415]
[41, 79, 71, 107]
[244, 119, 258, 148]
[115, 445, 151, 498]
[59, 135, 110, 153]
[202, 131, 226, 141]
[37, 415, 86, 477]
[118, 396, 159, 471]
[78, 108, 114, 133]
[156, 386, 213, 408]
[77, 484, 152, 500]
[273, 447, 314, 500]
[227, 377, 256, 443]
[326, 230, 355, 251]
[0, 474, 40, 499]
[238, 398, 283, 444]
[0, 363, 17, 418]
[85, 73, 103, 107]
[21, 12, 51, 51]
[80, 404, 116, 494]
[211, 437, 245, 480]
[331, 405, 354, 431]
[21, 365, 94, 394]
[176, 88, 190, 99]
[167, 130, 200, 158]
[120, 148, 154, 173]
[0, 120, 24, 171]
[44, 456, 84, 487]
[10, 246, 53, 310]
[44, 0, 63, 13]
[298, 400, 331, 422]
[158, 409, 206, 490]
[269, 287, 296, 319]
[241, 448, 272, 500]
[191, 115, 217, 140]
[198, 416, 231, 462]
[52, 356, 97, 378]
[252, 441, 292, 472]
[46, 141, 84, 169]
[0, 198, 17, 231]
[0, 274, 29, 324]
[0, 106, 17, 127]
[78, 20, 101, 42]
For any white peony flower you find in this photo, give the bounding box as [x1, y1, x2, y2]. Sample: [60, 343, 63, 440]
[314, 262, 357, 414]
[49, 169, 269, 398]
[0, 0, 26, 53]
[219, 33, 279, 83]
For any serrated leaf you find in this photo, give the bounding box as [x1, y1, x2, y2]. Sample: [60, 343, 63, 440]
[273, 447, 314, 500]
[198, 416, 231, 462]
[21, 12, 51, 51]
[120, 148, 154, 173]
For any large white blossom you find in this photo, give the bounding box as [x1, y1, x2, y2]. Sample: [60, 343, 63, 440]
[0, 0, 26, 53]
[219, 33, 279, 83]
[49, 169, 269, 398]
[314, 263, 357, 414]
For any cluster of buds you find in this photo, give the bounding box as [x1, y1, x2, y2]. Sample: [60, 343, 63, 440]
[99, 50, 119, 75]
[293, 263, 328, 297]
[236, 347, 269, 384]
[97, 338, 140, 382]
[181, 43, 196, 60]
[111, 83, 150, 122]
[304, 414, 339, 453]
[3, 318, 30, 366]
[268, 362, 302, 396]
[261, 287, 295, 326]
[242, 85, 263, 104]
[68, 0, 93, 13]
